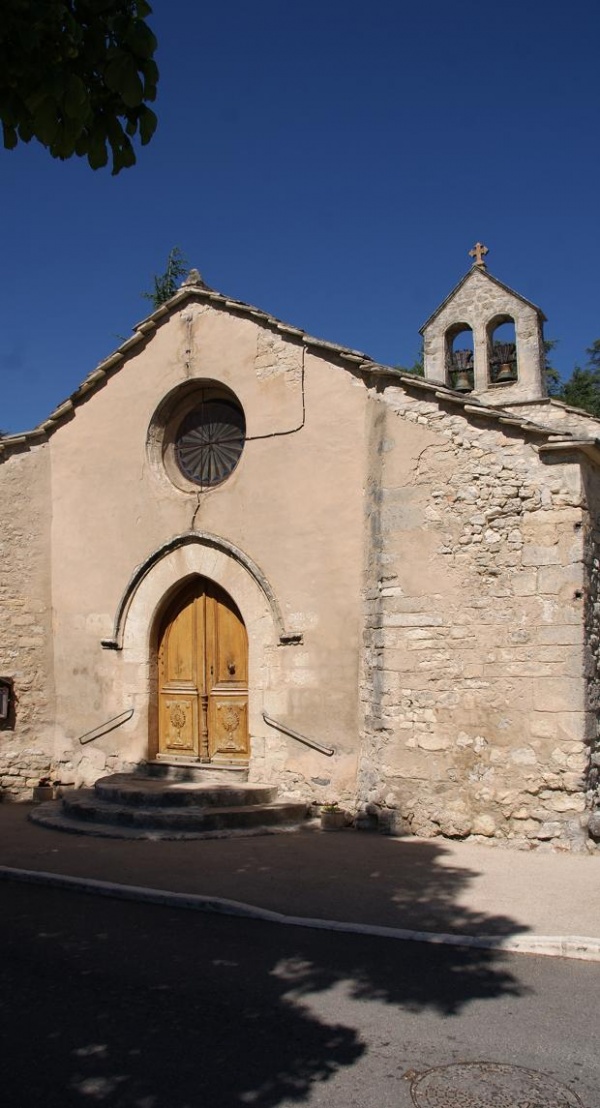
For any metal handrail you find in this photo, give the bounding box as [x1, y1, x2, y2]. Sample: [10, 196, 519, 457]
[262, 711, 335, 757]
[77, 708, 134, 745]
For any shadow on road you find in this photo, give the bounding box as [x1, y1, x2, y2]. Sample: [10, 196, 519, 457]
[0, 868, 528, 1108]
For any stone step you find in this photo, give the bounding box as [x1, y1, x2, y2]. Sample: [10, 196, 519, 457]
[29, 801, 305, 841]
[143, 761, 249, 784]
[94, 774, 277, 809]
[59, 790, 307, 833]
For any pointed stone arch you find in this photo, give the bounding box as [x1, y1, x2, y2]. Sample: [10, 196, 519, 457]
[99, 532, 301, 766]
[101, 531, 301, 652]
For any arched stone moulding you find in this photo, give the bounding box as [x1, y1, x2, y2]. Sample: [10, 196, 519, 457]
[101, 531, 302, 652]
[96, 533, 301, 767]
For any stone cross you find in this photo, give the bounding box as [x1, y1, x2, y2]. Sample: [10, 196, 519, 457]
[469, 242, 489, 268]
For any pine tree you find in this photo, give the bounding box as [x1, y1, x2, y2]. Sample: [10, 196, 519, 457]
[142, 248, 189, 309]
[559, 343, 600, 417]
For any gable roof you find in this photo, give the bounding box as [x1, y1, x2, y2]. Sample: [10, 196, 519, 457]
[419, 266, 547, 334]
[0, 275, 595, 463]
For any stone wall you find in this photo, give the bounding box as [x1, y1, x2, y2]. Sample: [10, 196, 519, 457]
[422, 266, 546, 403]
[358, 383, 595, 850]
[582, 462, 600, 842]
[503, 398, 600, 438]
[0, 443, 55, 798]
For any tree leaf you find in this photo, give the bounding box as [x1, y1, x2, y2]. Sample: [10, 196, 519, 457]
[104, 53, 145, 108]
[0, 0, 159, 171]
[31, 98, 60, 146]
[126, 20, 158, 60]
[87, 130, 109, 169]
[2, 122, 18, 149]
[139, 105, 157, 145]
[63, 74, 89, 121]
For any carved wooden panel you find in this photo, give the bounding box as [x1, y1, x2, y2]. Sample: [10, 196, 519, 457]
[208, 695, 249, 760]
[159, 696, 198, 755]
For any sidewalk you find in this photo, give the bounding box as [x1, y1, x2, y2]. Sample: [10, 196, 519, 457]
[1, 804, 598, 960]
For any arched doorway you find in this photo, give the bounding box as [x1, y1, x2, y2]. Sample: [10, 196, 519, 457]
[156, 577, 249, 763]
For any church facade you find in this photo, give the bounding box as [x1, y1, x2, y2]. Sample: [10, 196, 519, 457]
[1, 252, 599, 850]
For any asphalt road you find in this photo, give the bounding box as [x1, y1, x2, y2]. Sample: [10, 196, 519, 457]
[0, 881, 597, 1107]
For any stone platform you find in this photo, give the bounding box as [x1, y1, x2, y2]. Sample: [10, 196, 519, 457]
[29, 764, 307, 839]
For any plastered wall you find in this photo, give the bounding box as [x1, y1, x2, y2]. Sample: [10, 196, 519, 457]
[45, 304, 365, 800]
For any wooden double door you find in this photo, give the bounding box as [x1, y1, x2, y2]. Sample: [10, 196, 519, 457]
[157, 578, 249, 762]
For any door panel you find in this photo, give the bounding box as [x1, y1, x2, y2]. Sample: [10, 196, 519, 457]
[159, 695, 199, 755]
[206, 589, 248, 687]
[209, 695, 249, 759]
[157, 579, 249, 762]
[163, 600, 199, 684]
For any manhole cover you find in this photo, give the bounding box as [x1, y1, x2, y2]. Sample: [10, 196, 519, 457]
[410, 1062, 583, 1108]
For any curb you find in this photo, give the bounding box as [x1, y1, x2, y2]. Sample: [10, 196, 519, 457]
[1, 864, 599, 962]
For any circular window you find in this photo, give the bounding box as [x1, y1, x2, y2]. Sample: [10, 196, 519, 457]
[174, 395, 245, 488]
[147, 381, 246, 494]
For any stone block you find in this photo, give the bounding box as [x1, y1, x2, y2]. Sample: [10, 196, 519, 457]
[521, 545, 561, 567]
[472, 813, 496, 836]
[540, 793, 586, 813]
[535, 821, 564, 840]
[511, 570, 538, 596]
[510, 746, 538, 765]
[538, 629, 584, 647]
[537, 563, 584, 596]
[533, 679, 585, 713]
[516, 819, 541, 833]
[416, 733, 451, 752]
[382, 613, 443, 627]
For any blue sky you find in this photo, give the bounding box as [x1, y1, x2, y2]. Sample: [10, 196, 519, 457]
[1, 0, 599, 432]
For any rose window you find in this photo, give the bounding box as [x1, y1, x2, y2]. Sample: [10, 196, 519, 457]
[175, 398, 245, 488]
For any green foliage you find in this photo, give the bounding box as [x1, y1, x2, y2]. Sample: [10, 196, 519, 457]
[551, 339, 600, 417]
[585, 339, 600, 370]
[0, 1, 158, 175]
[395, 344, 424, 376]
[544, 338, 562, 396]
[560, 363, 600, 417]
[142, 247, 189, 309]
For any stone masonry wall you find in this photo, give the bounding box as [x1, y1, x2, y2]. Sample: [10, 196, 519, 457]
[582, 462, 600, 842]
[0, 444, 55, 799]
[503, 398, 600, 438]
[358, 384, 595, 851]
[423, 266, 546, 403]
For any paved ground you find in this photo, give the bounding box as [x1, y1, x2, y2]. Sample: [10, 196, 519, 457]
[0, 805, 598, 958]
[1, 879, 598, 1108]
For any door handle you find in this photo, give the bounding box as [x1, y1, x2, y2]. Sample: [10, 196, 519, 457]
[227, 661, 236, 675]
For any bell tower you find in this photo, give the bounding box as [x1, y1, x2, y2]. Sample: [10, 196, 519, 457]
[420, 245, 547, 404]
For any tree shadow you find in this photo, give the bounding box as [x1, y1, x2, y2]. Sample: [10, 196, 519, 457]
[0, 868, 528, 1108]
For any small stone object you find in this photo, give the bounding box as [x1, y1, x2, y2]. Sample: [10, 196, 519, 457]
[468, 241, 489, 268]
[320, 804, 346, 831]
[410, 1062, 582, 1108]
[587, 810, 600, 841]
[32, 784, 54, 803]
[181, 268, 206, 288]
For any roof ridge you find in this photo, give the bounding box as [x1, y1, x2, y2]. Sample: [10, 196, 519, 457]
[0, 283, 591, 460]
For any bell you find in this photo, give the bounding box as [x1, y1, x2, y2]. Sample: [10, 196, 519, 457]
[454, 370, 472, 392]
[496, 362, 517, 382]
